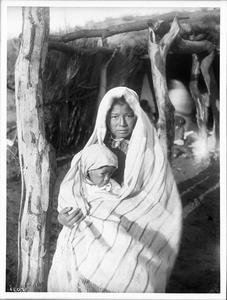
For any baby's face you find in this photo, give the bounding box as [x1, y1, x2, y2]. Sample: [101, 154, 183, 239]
[88, 166, 116, 187]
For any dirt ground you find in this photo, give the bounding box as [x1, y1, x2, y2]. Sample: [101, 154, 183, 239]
[167, 155, 220, 293]
[6, 147, 220, 293]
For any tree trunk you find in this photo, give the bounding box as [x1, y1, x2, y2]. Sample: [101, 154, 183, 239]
[148, 17, 180, 161]
[15, 7, 56, 292]
[189, 53, 209, 164]
[200, 51, 219, 148]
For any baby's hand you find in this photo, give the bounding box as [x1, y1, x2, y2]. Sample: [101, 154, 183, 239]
[58, 207, 85, 228]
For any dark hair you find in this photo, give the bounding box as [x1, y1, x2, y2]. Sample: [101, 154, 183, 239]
[111, 95, 127, 107]
[106, 95, 131, 120]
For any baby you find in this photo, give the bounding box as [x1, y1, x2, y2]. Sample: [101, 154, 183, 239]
[68, 144, 121, 226]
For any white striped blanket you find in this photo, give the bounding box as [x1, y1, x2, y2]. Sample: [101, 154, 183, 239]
[48, 87, 182, 293]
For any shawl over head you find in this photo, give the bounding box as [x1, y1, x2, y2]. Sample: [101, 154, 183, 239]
[81, 143, 118, 174]
[48, 87, 182, 293]
[80, 144, 118, 188]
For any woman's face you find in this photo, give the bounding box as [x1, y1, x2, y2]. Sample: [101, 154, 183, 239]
[108, 103, 136, 139]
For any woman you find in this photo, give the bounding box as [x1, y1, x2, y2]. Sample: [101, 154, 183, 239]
[48, 87, 182, 293]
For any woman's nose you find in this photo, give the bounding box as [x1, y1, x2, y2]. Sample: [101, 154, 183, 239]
[119, 116, 127, 126]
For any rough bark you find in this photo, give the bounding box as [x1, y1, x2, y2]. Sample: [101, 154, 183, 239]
[148, 17, 180, 161]
[49, 12, 188, 42]
[15, 7, 56, 292]
[189, 54, 209, 163]
[200, 51, 219, 147]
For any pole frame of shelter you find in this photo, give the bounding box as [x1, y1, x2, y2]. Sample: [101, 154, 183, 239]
[46, 11, 218, 161]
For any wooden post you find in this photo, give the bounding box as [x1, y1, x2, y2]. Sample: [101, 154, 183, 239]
[15, 7, 56, 292]
[200, 51, 219, 148]
[148, 17, 180, 161]
[97, 51, 118, 104]
[96, 38, 112, 107]
[189, 53, 209, 163]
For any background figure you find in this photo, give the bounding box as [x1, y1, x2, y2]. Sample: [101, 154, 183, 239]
[173, 115, 190, 158]
[174, 115, 186, 144]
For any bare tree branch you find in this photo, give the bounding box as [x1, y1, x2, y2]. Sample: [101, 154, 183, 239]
[171, 36, 216, 54]
[49, 12, 189, 43]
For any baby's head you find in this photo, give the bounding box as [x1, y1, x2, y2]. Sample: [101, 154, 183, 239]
[81, 144, 118, 187]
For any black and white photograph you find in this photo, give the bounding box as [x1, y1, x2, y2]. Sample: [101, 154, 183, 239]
[1, 1, 226, 299]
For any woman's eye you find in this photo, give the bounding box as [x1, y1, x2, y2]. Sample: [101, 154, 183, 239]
[126, 114, 134, 118]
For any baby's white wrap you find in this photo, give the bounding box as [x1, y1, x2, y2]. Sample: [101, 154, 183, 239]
[48, 87, 182, 293]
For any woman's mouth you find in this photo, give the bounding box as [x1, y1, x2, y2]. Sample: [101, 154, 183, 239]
[118, 130, 128, 133]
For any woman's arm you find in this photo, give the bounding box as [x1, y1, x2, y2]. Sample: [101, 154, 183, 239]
[58, 207, 85, 228]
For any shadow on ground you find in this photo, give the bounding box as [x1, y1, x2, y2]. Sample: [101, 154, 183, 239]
[166, 158, 220, 293]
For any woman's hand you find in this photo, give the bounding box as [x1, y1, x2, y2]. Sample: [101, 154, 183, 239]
[58, 207, 85, 228]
